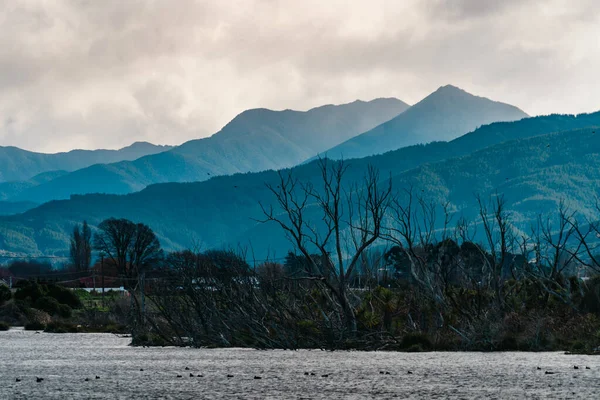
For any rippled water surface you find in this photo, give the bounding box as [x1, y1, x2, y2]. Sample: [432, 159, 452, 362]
[1, 328, 600, 399]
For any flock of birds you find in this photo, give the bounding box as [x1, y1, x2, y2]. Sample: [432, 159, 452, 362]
[12, 365, 592, 384]
[540, 365, 591, 374]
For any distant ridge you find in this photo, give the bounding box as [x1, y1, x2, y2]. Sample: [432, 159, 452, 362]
[0, 141, 173, 183]
[2, 109, 599, 257]
[8, 98, 409, 204]
[318, 85, 528, 160]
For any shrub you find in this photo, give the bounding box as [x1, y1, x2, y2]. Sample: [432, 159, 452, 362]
[74, 289, 91, 301]
[46, 285, 82, 309]
[0, 302, 28, 326]
[400, 332, 433, 351]
[132, 333, 167, 346]
[405, 344, 425, 352]
[14, 281, 45, 305]
[45, 321, 78, 333]
[570, 340, 589, 354]
[24, 321, 46, 330]
[0, 321, 9, 331]
[0, 285, 11, 306]
[57, 304, 73, 319]
[498, 335, 520, 351]
[34, 296, 60, 315]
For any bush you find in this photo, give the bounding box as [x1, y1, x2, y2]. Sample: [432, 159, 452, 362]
[0, 285, 11, 306]
[34, 296, 60, 315]
[14, 282, 82, 310]
[46, 285, 82, 309]
[14, 281, 45, 304]
[400, 332, 433, 351]
[132, 332, 167, 346]
[570, 340, 589, 354]
[74, 289, 91, 301]
[57, 304, 73, 319]
[0, 302, 28, 326]
[0, 321, 9, 331]
[24, 321, 46, 330]
[405, 344, 425, 352]
[498, 335, 520, 351]
[45, 321, 78, 333]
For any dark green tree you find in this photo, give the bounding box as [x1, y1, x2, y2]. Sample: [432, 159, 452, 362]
[70, 221, 92, 271]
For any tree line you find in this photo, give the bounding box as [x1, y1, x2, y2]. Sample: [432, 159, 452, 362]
[9, 158, 600, 352]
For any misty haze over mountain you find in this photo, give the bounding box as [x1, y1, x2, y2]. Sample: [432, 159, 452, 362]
[0, 98, 407, 204]
[319, 85, 528, 160]
[3, 108, 600, 258]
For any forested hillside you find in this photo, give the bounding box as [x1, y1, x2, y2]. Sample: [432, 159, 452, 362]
[1, 111, 599, 258]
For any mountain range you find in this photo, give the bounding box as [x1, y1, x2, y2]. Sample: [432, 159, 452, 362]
[0, 141, 172, 183]
[1, 86, 532, 207]
[3, 98, 409, 204]
[320, 85, 528, 160]
[2, 109, 599, 258]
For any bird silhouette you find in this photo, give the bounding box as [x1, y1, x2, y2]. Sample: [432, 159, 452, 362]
[96, 376, 100, 379]
[407, 371, 413, 375]
[586, 366, 591, 369]
[545, 371, 555, 375]
[574, 366, 579, 370]
[140, 368, 144, 371]
[227, 374, 234, 378]
[321, 374, 329, 378]
[189, 373, 194, 377]
[36, 377, 44, 383]
[177, 374, 182, 378]
[185, 367, 190, 370]
[15, 378, 21, 382]
[254, 376, 262, 379]
[85, 378, 90, 382]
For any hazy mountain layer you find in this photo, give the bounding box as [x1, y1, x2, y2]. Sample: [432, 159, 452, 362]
[1, 111, 598, 257]
[0, 142, 172, 183]
[10, 98, 409, 204]
[320, 85, 528, 160]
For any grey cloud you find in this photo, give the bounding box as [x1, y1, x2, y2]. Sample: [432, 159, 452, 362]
[0, 0, 599, 152]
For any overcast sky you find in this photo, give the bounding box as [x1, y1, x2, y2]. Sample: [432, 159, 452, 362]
[1, 0, 599, 153]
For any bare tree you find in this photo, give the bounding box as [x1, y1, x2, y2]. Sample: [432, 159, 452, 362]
[564, 199, 600, 275]
[385, 187, 444, 303]
[93, 218, 162, 292]
[259, 158, 392, 335]
[475, 193, 516, 313]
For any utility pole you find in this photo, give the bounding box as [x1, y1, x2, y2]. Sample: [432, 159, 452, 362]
[141, 271, 146, 323]
[101, 253, 105, 308]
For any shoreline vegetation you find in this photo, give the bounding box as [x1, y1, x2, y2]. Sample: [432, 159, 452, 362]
[2, 160, 600, 354]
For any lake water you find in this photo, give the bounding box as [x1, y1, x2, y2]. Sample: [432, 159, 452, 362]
[1, 328, 599, 399]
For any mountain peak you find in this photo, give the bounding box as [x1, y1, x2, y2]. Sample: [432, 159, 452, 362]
[437, 84, 465, 92]
[317, 86, 529, 160]
[422, 84, 474, 102]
